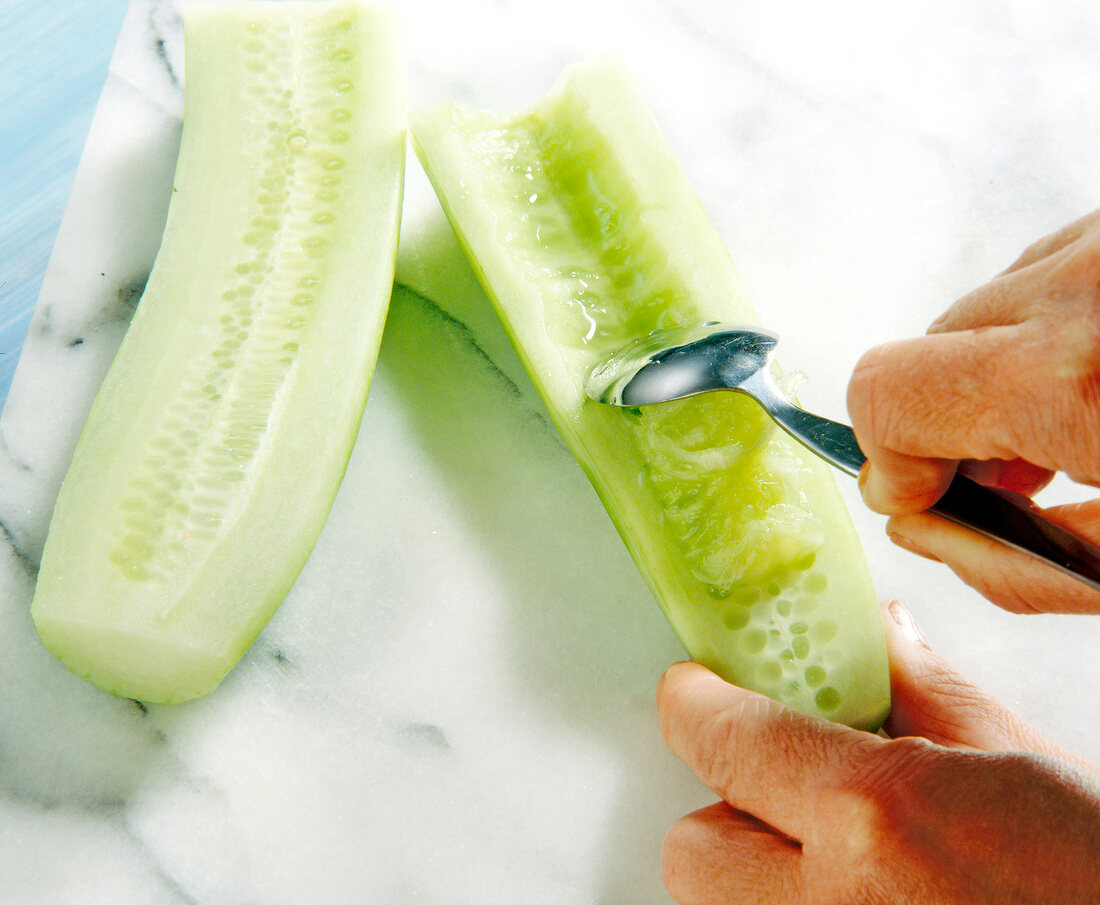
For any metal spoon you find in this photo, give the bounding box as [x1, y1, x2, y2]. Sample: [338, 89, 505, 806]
[585, 321, 1100, 593]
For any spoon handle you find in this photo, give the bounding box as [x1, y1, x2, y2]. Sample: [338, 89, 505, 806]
[759, 391, 866, 477]
[759, 386, 1100, 594]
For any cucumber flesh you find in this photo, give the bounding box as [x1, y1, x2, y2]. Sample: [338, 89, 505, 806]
[31, 1, 405, 704]
[410, 58, 890, 729]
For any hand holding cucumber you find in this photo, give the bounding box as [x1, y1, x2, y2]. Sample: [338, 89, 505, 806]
[848, 208, 1100, 614]
[658, 214, 1100, 902]
[657, 600, 1100, 905]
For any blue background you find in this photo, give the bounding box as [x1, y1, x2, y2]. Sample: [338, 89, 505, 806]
[0, 0, 128, 409]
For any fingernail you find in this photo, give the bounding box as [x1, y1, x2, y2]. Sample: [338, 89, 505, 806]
[858, 462, 891, 514]
[887, 527, 941, 563]
[926, 313, 949, 334]
[657, 661, 692, 697]
[887, 599, 929, 648]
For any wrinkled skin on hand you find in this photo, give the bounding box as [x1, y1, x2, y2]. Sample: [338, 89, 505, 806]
[657, 601, 1100, 905]
[658, 215, 1100, 903]
[847, 208, 1100, 614]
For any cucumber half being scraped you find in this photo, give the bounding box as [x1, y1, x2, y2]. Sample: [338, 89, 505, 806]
[411, 58, 890, 729]
[31, 1, 405, 704]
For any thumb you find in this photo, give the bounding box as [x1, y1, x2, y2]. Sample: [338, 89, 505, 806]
[881, 599, 1096, 772]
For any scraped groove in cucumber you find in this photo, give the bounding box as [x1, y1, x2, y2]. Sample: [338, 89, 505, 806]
[411, 59, 890, 729]
[462, 116, 826, 590]
[31, 1, 404, 703]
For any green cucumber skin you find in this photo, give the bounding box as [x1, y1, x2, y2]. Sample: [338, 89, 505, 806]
[31, 1, 405, 704]
[411, 58, 890, 730]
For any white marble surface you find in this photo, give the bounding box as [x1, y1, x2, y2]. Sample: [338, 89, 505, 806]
[3, 0, 1100, 901]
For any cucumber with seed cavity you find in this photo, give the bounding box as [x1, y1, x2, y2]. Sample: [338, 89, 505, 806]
[31, 0, 405, 704]
[410, 58, 890, 729]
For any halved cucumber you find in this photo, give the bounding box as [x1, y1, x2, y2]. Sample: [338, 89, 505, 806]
[31, 1, 405, 704]
[411, 58, 890, 729]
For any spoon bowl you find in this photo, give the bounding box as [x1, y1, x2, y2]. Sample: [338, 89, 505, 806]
[585, 322, 779, 407]
[585, 321, 1100, 594]
[585, 322, 865, 476]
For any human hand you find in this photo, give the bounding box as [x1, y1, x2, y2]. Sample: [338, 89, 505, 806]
[657, 599, 1100, 905]
[846, 208, 1100, 613]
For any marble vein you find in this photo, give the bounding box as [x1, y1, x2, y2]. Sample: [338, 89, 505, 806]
[109, 0, 184, 120]
[148, 2, 184, 89]
[0, 423, 33, 473]
[117, 815, 205, 905]
[4, 1, 1100, 901]
[393, 283, 525, 404]
[0, 520, 38, 578]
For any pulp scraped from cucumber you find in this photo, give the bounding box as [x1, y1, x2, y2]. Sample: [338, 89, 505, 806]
[410, 57, 890, 729]
[31, 1, 405, 704]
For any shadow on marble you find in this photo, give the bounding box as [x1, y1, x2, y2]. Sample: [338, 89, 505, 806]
[375, 214, 709, 899]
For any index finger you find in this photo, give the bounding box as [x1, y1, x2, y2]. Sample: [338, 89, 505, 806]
[849, 325, 1039, 465]
[657, 661, 882, 842]
[846, 320, 1095, 514]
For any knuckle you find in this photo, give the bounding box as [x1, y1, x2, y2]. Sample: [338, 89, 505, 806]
[1061, 232, 1100, 284]
[972, 562, 1045, 615]
[848, 344, 929, 467]
[795, 739, 943, 900]
[921, 661, 1019, 735]
[692, 694, 774, 794]
[849, 341, 949, 459]
[843, 734, 938, 797]
[1056, 321, 1100, 434]
[692, 711, 740, 794]
[830, 736, 942, 851]
[1013, 233, 1059, 271]
[847, 344, 891, 445]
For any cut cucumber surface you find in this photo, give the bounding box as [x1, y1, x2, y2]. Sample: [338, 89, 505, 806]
[31, 1, 405, 704]
[411, 58, 890, 729]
